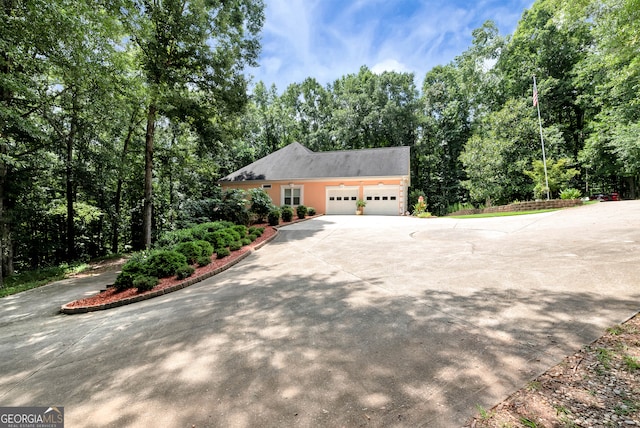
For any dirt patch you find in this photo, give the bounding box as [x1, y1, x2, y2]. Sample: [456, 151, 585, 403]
[468, 314, 640, 427]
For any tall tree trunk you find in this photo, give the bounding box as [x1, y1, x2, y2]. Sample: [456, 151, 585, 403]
[111, 109, 139, 253]
[142, 103, 156, 249]
[66, 97, 77, 261]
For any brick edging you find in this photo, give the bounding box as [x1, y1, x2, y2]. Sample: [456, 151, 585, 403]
[448, 199, 583, 216]
[60, 228, 280, 315]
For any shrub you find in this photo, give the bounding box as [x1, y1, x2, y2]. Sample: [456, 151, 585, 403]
[197, 255, 211, 267]
[192, 221, 230, 240]
[176, 265, 195, 280]
[267, 208, 280, 226]
[229, 241, 243, 251]
[174, 241, 202, 264]
[133, 275, 158, 292]
[114, 259, 147, 290]
[249, 188, 273, 222]
[241, 237, 251, 246]
[205, 230, 234, 248]
[217, 188, 250, 225]
[216, 247, 230, 258]
[156, 228, 195, 248]
[248, 226, 264, 236]
[231, 225, 248, 238]
[145, 250, 188, 278]
[194, 240, 213, 258]
[225, 228, 242, 242]
[248, 233, 259, 242]
[560, 188, 582, 200]
[296, 204, 307, 219]
[281, 205, 294, 222]
[307, 207, 316, 216]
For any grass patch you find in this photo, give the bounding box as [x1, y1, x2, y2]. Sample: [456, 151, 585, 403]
[449, 209, 559, 219]
[1, 262, 89, 298]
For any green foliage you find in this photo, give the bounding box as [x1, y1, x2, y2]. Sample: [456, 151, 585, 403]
[281, 206, 294, 222]
[156, 229, 196, 249]
[524, 158, 580, 199]
[307, 207, 316, 216]
[231, 225, 248, 238]
[205, 230, 235, 249]
[248, 233, 259, 242]
[267, 208, 281, 226]
[412, 195, 427, 216]
[215, 247, 230, 258]
[194, 240, 213, 258]
[296, 204, 307, 219]
[229, 241, 243, 251]
[249, 188, 273, 222]
[144, 251, 188, 279]
[560, 188, 582, 200]
[174, 241, 203, 264]
[241, 238, 251, 246]
[197, 255, 211, 267]
[133, 275, 158, 292]
[248, 226, 264, 236]
[175, 265, 195, 280]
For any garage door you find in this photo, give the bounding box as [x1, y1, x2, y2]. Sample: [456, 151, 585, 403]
[326, 187, 359, 215]
[363, 185, 400, 215]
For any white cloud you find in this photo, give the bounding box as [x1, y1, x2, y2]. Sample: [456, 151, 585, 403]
[248, 0, 534, 92]
[371, 59, 410, 74]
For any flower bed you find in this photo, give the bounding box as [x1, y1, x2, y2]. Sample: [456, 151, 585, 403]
[61, 226, 277, 314]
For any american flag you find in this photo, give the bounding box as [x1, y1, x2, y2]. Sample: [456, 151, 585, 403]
[533, 81, 539, 107]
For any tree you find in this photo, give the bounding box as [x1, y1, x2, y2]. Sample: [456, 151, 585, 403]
[120, 0, 264, 248]
[524, 158, 580, 199]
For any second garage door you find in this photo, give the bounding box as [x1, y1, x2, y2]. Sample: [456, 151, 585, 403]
[363, 186, 401, 215]
[326, 187, 359, 215]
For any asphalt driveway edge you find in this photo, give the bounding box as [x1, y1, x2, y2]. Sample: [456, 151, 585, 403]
[59, 228, 279, 315]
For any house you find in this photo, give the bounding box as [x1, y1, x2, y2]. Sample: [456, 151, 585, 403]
[218, 142, 411, 215]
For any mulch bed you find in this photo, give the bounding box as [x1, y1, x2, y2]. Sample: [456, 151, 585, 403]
[61, 225, 278, 313]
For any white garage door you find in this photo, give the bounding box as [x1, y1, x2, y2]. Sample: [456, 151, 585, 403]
[364, 186, 401, 215]
[326, 187, 359, 215]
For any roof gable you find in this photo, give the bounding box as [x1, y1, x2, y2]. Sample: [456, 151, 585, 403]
[219, 142, 410, 182]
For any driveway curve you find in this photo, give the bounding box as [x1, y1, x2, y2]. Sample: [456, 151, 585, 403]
[1, 201, 639, 427]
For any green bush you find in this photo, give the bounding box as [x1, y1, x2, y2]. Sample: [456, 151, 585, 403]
[267, 208, 280, 226]
[155, 228, 195, 248]
[145, 250, 188, 278]
[133, 275, 158, 292]
[174, 241, 202, 264]
[248, 226, 264, 236]
[205, 230, 234, 248]
[176, 265, 195, 280]
[225, 228, 242, 242]
[241, 237, 251, 246]
[194, 240, 213, 258]
[281, 205, 294, 222]
[560, 188, 582, 200]
[231, 225, 248, 238]
[197, 255, 211, 267]
[114, 259, 147, 290]
[307, 207, 316, 216]
[249, 188, 273, 222]
[296, 204, 307, 219]
[216, 247, 230, 258]
[248, 233, 259, 242]
[229, 241, 243, 251]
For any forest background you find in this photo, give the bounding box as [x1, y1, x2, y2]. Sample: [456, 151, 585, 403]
[1, 0, 638, 285]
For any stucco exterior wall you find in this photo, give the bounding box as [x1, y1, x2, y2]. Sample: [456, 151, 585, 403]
[221, 178, 407, 214]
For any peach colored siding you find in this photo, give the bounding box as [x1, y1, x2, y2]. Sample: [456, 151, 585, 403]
[221, 178, 406, 215]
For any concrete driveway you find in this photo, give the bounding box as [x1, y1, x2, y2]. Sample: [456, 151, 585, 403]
[1, 201, 639, 427]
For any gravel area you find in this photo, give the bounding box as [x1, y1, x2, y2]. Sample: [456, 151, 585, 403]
[468, 313, 640, 427]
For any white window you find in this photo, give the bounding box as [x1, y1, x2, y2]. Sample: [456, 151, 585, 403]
[282, 186, 302, 206]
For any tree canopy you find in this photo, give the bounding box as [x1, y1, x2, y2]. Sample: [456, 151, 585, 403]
[1, 0, 637, 283]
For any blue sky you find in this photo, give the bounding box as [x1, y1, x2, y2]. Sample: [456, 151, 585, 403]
[247, 0, 533, 92]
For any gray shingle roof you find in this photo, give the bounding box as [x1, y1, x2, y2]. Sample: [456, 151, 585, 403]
[218, 142, 410, 182]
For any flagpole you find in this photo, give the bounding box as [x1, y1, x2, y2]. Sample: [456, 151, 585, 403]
[533, 75, 550, 200]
